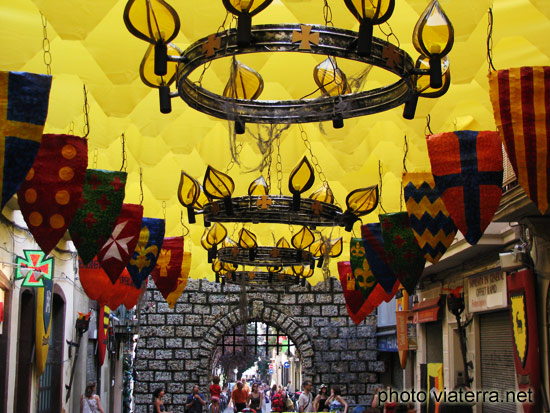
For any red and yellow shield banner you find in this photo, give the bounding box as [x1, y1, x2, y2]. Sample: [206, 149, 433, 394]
[427, 130, 503, 246]
[489, 67, 550, 215]
[18, 134, 87, 255]
[151, 236, 192, 309]
[337, 261, 372, 324]
[507, 269, 540, 413]
[97, 203, 143, 284]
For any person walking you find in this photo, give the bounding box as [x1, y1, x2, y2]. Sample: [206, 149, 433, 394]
[297, 381, 314, 413]
[313, 384, 329, 412]
[326, 386, 348, 413]
[80, 382, 105, 413]
[152, 387, 173, 413]
[186, 385, 207, 413]
[231, 381, 248, 413]
[270, 387, 285, 413]
[247, 382, 263, 412]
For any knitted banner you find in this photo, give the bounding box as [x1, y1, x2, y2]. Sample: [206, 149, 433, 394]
[380, 212, 425, 295]
[349, 237, 378, 300]
[489, 67, 550, 215]
[151, 236, 191, 309]
[403, 172, 457, 264]
[97, 203, 143, 284]
[18, 134, 87, 255]
[337, 261, 372, 324]
[360, 223, 397, 294]
[69, 169, 127, 264]
[127, 217, 165, 288]
[0, 71, 52, 208]
[427, 130, 503, 245]
[35, 277, 53, 377]
[79, 257, 144, 310]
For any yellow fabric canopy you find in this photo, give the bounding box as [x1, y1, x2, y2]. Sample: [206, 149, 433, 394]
[1, 0, 549, 283]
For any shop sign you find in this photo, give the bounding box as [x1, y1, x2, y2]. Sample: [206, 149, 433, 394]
[407, 324, 417, 350]
[467, 271, 507, 313]
[378, 334, 398, 352]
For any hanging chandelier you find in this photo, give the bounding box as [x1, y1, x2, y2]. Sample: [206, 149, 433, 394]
[123, 0, 454, 128]
[178, 156, 378, 286]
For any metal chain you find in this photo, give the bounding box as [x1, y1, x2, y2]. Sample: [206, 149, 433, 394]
[266, 145, 273, 194]
[298, 125, 331, 192]
[425, 114, 434, 137]
[487, 7, 497, 73]
[379, 21, 400, 48]
[40, 12, 52, 75]
[82, 85, 90, 138]
[275, 134, 283, 195]
[180, 210, 190, 237]
[323, 0, 334, 27]
[162, 201, 167, 221]
[68, 121, 75, 135]
[225, 141, 243, 173]
[93, 148, 98, 169]
[197, 12, 231, 86]
[139, 167, 144, 205]
[378, 161, 387, 214]
[120, 133, 127, 172]
[400, 135, 409, 211]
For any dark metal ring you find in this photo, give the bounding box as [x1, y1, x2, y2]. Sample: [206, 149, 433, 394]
[201, 195, 344, 227]
[175, 24, 416, 124]
[217, 246, 313, 267]
[221, 271, 301, 287]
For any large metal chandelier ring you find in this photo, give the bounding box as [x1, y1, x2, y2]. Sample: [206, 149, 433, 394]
[217, 246, 314, 267]
[173, 24, 418, 124]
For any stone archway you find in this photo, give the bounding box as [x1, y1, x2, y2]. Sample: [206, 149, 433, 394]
[197, 300, 314, 387]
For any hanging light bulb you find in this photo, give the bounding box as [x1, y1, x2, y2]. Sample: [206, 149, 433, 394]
[223, 57, 264, 134]
[178, 171, 200, 224]
[248, 176, 269, 196]
[222, 0, 273, 46]
[344, 0, 395, 56]
[289, 157, 315, 211]
[203, 166, 235, 215]
[123, 0, 180, 76]
[412, 0, 454, 88]
[343, 185, 379, 231]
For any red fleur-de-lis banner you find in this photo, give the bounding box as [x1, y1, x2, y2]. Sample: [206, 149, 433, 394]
[18, 134, 87, 255]
[69, 169, 127, 265]
[427, 130, 503, 246]
[97, 203, 143, 284]
[489, 67, 550, 215]
[151, 237, 192, 309]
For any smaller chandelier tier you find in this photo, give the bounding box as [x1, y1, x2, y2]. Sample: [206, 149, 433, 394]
[202, 195, 344, 228]
[217, 246, 313, 268]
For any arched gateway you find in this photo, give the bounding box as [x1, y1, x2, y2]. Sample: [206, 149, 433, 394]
[134, 278, 381, 413]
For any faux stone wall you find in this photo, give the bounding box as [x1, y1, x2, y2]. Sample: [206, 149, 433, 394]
[134, 277, 381, 413]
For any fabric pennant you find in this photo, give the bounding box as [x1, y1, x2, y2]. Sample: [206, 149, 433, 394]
[69, 169, 127, 264]
[79, 257, 143, 310]
[151, 236, 191, 309]
[35, 277, 53, 377]
[380, 212, 425, 295]
[489, 67, 550, 215]
[127, 217, 165, 288]
[0, 71, 52, 208]
[97, 203, 143, 284]
[349, 237, 378, 300]
[98, 306, 110, 366]
[403, 172, 457, 264]
[18, 134, 87, 255]
[427, 130, 503, 245]
[360, 223, 397, 294]
[337, 261, 373, 324]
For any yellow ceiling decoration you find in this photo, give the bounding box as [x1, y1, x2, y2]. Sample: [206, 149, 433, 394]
[1, 0, 549, 284]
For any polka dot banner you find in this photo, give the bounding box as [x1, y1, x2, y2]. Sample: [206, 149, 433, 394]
[17, 134, 87, 255]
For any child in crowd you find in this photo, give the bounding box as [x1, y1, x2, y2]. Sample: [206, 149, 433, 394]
[210, 376, 222, 413]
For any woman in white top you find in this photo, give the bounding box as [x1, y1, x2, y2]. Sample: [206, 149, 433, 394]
[80, 382, 105, 413]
